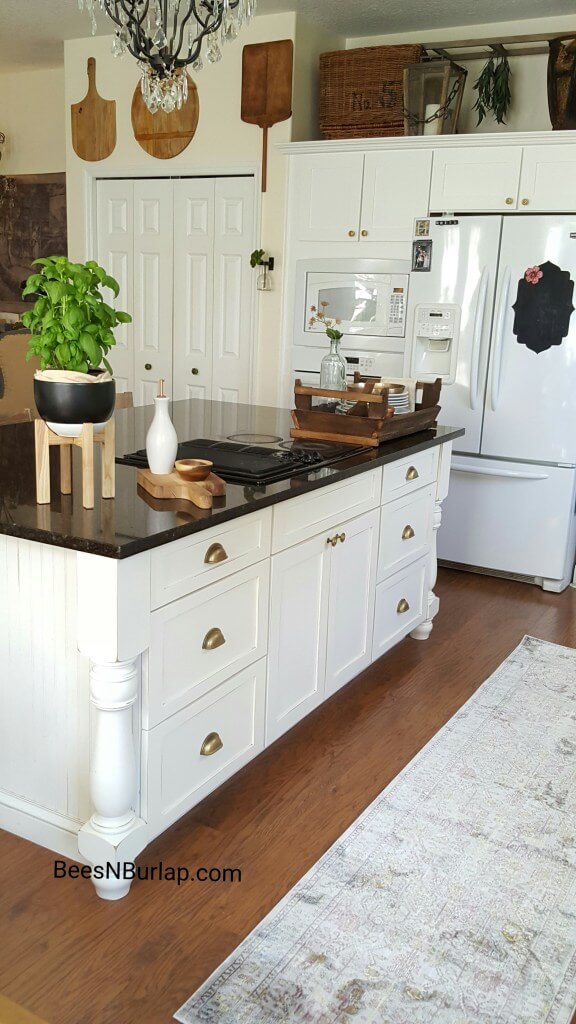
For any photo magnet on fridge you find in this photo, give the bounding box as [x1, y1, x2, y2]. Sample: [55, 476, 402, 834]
[412, 239, 432, 272]
[414, 218, 430, 237]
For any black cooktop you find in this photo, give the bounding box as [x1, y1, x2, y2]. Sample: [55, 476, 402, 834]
[117, 437, 369, 484]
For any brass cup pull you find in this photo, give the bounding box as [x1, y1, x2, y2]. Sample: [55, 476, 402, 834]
[397, 598, 410, 614]
[402, 525, 415, 541]
[204, 542, 228, 565]
[200, 731, 223, 757]
[405, 466, 419, 481]
[505, 197, 514, 205]
[202, 627, 226, 651]
[521, 198, 529, 206]
[361, 229, 368, 237]
[348, 230, 356, 237]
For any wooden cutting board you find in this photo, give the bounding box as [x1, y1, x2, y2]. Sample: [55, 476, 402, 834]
[71, 58, 116, 161]
[137, 469, 225, 509]
[131, 75, 199, 159]
[241, 39, 293, 192]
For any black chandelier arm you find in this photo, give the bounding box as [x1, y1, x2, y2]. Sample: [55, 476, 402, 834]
[173, 1, 202, 63]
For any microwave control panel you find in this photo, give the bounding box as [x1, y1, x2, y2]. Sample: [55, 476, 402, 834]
[387, 284, 406, 336]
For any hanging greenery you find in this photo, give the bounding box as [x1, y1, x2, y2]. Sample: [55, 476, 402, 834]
[472, 53, 512, 125]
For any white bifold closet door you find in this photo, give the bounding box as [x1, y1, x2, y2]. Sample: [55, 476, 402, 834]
[173, 177, 255, 403]
[95, 179, 134, 395]
[132, 179, 174, 406]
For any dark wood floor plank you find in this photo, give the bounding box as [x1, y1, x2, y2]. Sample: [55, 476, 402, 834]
[1, 569, 575, 1024]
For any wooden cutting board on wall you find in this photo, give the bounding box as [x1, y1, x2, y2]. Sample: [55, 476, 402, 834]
[71, 58, 116, 161]
[131, 75, 199, 159]
[241, 39, 294, 192]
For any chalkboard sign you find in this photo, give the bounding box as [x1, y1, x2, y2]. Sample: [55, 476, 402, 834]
[512, 260, 575, 354]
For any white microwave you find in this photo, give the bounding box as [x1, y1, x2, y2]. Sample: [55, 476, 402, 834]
[294, 258, 411, 354]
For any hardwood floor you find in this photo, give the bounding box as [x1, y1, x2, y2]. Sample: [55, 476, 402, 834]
[1, 568, 576, 1024]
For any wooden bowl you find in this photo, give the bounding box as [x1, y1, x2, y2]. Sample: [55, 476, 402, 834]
[175, 458, 213, 481]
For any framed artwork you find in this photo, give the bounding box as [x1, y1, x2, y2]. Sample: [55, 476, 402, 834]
[0, 172, 67, 313]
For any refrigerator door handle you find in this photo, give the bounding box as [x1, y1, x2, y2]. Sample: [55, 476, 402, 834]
[490, 266, 511, 412]
[452, 462, 549, 481]
[470, 266, 489, 411]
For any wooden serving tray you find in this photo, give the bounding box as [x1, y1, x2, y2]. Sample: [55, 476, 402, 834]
[137, 469, 226, 509]
[291, 377, 442, 448]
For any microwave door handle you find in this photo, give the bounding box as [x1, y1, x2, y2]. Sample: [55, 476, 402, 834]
[451, 462, 549, 481]
[470, 266, 489, 411]
[490, 266, 511, 412]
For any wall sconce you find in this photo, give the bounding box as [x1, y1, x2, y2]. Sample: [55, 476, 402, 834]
[250, 248, 275, 292]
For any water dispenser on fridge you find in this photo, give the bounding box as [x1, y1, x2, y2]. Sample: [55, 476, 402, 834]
[411, 304, 461, 383]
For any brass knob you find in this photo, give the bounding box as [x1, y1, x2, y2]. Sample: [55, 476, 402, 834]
[348, 230, 356, 237]
[397, 598, 410, 614]
[204, 542, 228, 564]
[202, 627, 226, 651]
[505, 198, 514, 205]
[200, 731, 223, 757]
[191, 367, 199, 375]
[405, 466, 419, 481]
[145, 362, 152, 371]
[521, 198, 529, 206]
[402, 524, 415, 540]
[338, 532, 346, 543]
[361, 229, 368, 237]
[326, 534, 338, 547]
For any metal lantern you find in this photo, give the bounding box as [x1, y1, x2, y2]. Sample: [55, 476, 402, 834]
[403, 60, 467, 136]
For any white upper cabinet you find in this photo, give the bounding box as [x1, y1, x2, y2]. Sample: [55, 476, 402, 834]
[430, 146, 523, 212]
[294, 152, 364, 242]
[518, 144, 576, 211]
[360, 150, 432, 241]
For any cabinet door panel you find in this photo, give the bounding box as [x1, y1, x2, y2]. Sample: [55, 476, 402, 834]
[519, 145, 576, 211]
[133, 179, 174, 403]
[325, 509, 379, 698]
[430, 147, 522, 212]
[266, 533, 329, 744]
[173, 179, 215, 401]
[361, 150, 432, 241]
[294, 153, 364, 242]
[96, 179, 134, 393]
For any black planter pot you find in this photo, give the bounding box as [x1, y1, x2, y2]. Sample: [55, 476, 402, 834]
[34, 372, 116, 428]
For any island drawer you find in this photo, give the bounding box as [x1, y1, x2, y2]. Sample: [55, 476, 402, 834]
[381, 448, 438, 505]
[142, 659, 266, 835]
[272, 467, 381, 553]
[144, 562, 269, 727]
[378, 486, 434, 581]
[151, 509, 272, 608]
[372, 556, 428, 659]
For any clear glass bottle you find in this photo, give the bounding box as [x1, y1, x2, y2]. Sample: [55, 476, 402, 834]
[320, 337, 347, 391]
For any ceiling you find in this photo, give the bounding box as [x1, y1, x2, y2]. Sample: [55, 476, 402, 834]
[0, 0, 574, 70]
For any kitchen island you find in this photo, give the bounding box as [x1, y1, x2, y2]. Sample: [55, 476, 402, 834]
[0, 400, 463, 899]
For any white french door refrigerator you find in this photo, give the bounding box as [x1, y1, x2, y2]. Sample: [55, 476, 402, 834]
[408, 215, 576, 591]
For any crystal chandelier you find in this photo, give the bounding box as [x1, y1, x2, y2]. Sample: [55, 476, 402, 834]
[79, 0, 257, 114]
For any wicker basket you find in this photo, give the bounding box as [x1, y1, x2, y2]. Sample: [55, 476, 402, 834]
[319, 44, 424, 139]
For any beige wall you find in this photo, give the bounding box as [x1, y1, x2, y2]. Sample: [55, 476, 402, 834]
[347, 15, 576, 135]
[0, 67, 66, 174]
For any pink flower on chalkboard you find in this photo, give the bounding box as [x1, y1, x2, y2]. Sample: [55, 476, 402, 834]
[525, 266, 543, 285]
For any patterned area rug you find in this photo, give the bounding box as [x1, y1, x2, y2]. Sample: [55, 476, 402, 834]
[175, 637, 576, 1024]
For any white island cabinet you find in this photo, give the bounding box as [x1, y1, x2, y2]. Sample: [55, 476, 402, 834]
[0, 431, 455, 900]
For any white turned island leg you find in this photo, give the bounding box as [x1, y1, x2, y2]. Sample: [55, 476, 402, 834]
[78, 659, 147, 900]
[410, 441, 452, 643]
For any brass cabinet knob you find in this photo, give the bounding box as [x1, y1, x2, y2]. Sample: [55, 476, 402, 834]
[405, 465, 419, 481]
[402, 524, 415, 540]
[191, 367, 199, 375]
[505, 197, 514, 205]
[338, 532, 346, 543]
[202, 627, 226, 651]
[204, 542, 228, 565]
[348, 230, 356, 237]
[327, 534, 338, 546]
[521, 198, 530, 206]
[145, 362, 152, 371]
[361, 229, 368, 237]
[200, 731, 223, 757]
[397, 598, 410, 614]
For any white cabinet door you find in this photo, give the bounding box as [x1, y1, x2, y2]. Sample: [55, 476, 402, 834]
[325, 508, 379, 698]
[361, 150, 432, 242]
[212, 177, 255, 404]
[95, 179, 134, 394]
[294, 153, 364, 242]
[430, 146, 523, 212]
[173, 179, 215, 402]
[266, 532, 330, 744]
[133, 180, 174, 405]
[519, 145, 576, 212]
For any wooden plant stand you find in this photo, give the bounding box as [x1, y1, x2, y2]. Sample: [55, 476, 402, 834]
[34, 418, 115, 509]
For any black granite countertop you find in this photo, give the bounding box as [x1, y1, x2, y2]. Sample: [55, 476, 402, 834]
[0, 400, 464, 559]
